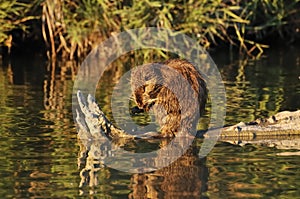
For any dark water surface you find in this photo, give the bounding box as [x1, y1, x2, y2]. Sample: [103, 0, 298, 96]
[0, 47, 300, 198]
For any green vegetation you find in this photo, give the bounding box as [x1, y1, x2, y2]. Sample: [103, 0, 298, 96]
[0, 0, 36, 52]
[0, 0, 299, 59]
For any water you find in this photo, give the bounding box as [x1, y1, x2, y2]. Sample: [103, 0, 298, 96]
[0, 47, 300, 198]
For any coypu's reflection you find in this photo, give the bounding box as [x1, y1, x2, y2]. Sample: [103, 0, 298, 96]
[77, 137, 208, 198]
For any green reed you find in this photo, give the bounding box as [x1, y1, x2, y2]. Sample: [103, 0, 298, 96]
[0, 0, 299, 59]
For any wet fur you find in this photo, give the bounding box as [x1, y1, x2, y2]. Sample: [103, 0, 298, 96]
[131, 59, 208, 137]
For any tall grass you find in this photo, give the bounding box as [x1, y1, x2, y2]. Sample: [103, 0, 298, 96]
[0, 0, 299, 59]
[234, 0, 300, 56]
[41, 0, 299, 60]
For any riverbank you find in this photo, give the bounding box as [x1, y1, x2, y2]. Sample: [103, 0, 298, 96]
[1, 0, 299, 61]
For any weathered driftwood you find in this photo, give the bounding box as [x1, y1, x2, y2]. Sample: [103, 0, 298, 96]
[76, 91, 134, 140]
[222, 135, 300, 150]
[75, 90, 300, 146]
[218, 110, 300, 149]
[221, 110, 300, 138]
[75, 90, 162, 141]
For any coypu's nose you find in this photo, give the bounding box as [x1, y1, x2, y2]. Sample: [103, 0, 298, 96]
[130, 106, 145, 115]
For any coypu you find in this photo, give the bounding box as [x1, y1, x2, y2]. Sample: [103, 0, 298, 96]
[130, 59, 208, 137]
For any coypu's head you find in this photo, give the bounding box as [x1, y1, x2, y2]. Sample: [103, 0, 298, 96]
[130, 63, 164, 113]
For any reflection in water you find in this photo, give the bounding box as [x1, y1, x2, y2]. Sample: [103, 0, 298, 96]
[0, 55, 78, 198]
[43, 60, 76, 123]
[128, 143, 208, 199]
[77, 137, 208, 198]
[214, 47, 300, 125]
[0, 46, 300, 198]
[206, 142, 300, 198]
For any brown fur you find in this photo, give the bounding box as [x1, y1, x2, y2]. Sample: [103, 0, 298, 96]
[131, 59, 208, 137]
